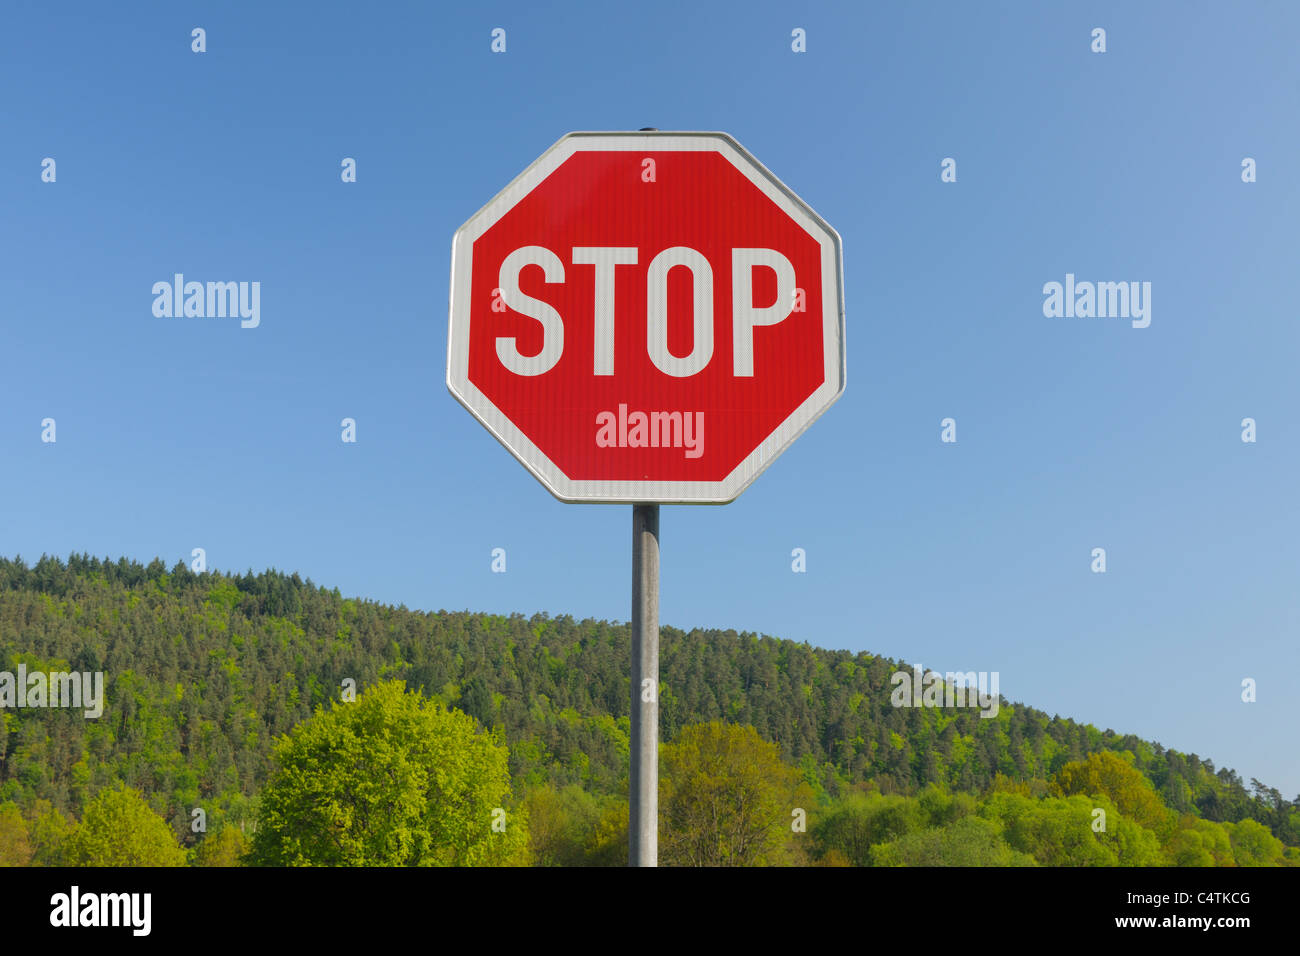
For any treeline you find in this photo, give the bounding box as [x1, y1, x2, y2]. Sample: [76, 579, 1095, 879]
[3, 709, 1294, 867]
[525, 747, 1296, 867]
[0, 553, 1295, 864]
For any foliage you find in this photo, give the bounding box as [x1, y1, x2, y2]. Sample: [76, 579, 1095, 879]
[62, 784, 186, 866]
[979, 792, 1162, 866]
[0, 554, 1294, 866]
[659, 721, 812, 866]
[193, 825, 250, 866]
[247, 680, 528, 866]
[25, 800, 72, 866]
[1226, 818, 1285, 867]
[583, 797, 630, 867]
[870, 816, 1036, 866]
[522, 783, 601, 867]
[811, 791, 927, 866]
[0, 802, 32, 865]
[1052, 752, 1171, 834]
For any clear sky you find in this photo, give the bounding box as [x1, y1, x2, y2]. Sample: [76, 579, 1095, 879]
[2, 1, 1297, 797]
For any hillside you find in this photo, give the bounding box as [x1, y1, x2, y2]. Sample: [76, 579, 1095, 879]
[0, 553, 1295, 863]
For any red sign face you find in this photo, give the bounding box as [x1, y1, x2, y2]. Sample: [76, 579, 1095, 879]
[448, 131, 844, 503]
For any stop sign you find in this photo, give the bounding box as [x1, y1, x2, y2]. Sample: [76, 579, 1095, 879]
[447, 131, 845, 503]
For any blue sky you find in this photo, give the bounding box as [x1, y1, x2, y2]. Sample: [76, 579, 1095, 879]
[2, 1, 1297, 797]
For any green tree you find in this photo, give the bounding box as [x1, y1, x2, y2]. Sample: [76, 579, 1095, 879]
[918, 785, 977, 827]
[811, 791, 927, 866]
[25, 800, 72, 866]
[1165, 816, 1234, 866]
[980, 792, 1112, 866]
[1053, 751, 1171, 834]
[193, 826, 250, 866]
[583, 797, 629, 866]
[63, 785, 186, 866]
[523, 783, 600, 867]
[1093, 796, 1163, 866]
[870, 816, 1036, 867]
[979, 792, 1161, 866]
[0, 802, 32, 866]
[248, 680, 529, 866]
[1226, 819, 1284, 867]
[659, 721, 812, 866]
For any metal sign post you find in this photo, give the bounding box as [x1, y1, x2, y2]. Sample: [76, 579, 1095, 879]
[629, 127, 660, 870]
[629, 503, 659, 866]
[446, 127, 844, 870]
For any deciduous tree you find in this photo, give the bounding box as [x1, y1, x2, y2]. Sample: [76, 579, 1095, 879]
[62, 785, 186, 866]
[248, 680, 528, 866]
[659, 721, 812, 866]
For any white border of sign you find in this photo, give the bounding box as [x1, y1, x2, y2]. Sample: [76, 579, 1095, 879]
[447, 131, 846, 504]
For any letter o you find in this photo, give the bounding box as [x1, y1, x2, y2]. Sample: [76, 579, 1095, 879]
[646, 247, 714, 377]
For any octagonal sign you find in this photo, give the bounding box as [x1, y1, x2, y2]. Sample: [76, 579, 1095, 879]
[447, 131, 845, 503]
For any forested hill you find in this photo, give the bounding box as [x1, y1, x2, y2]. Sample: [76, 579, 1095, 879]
[0, 554, 1295, 851]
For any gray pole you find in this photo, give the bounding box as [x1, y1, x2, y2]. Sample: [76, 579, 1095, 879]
[629, 503, 660, 866]
[629, 125, 662, 869]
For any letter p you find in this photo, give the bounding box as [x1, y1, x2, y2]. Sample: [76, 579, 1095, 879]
[732, 248, 795, 376]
